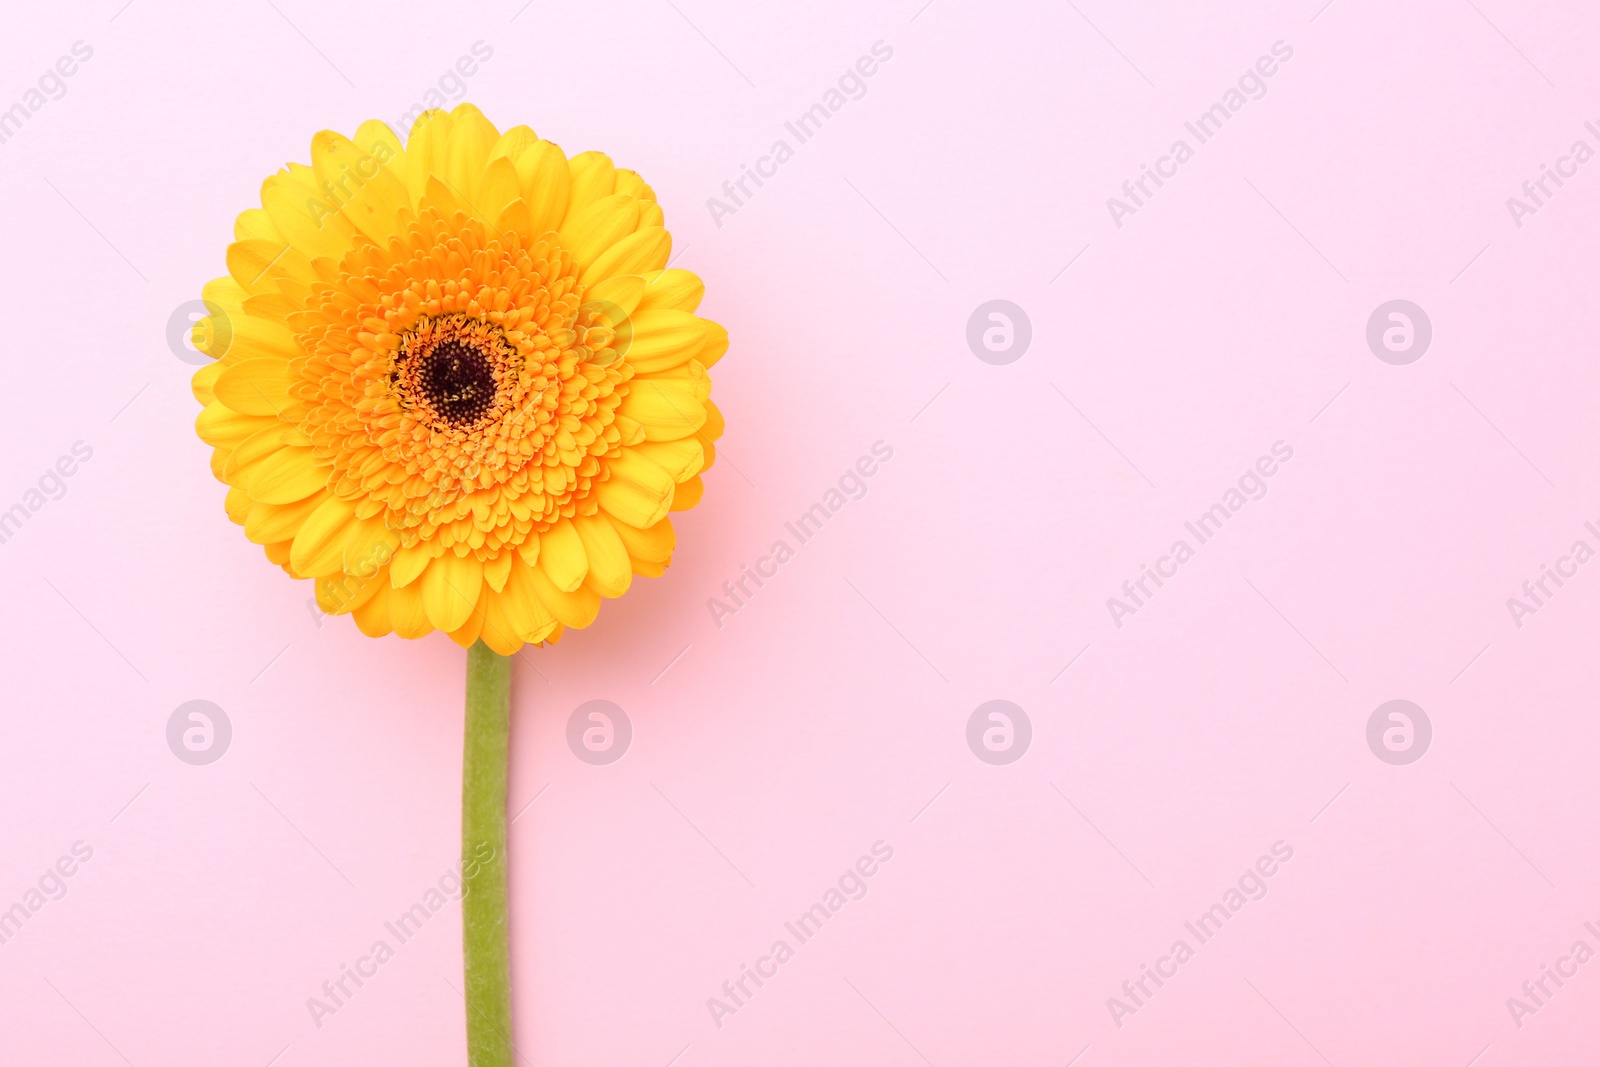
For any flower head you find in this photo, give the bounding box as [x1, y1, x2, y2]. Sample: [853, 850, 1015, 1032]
[191, 104, 724, 653]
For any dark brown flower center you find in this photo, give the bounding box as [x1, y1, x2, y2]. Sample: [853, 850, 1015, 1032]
[417, 339, 496, 427]
[391, 314, 520, 433]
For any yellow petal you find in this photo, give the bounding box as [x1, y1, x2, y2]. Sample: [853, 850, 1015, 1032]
[565, 151, 615, 218]
[493, 198, 535, 241]
[312, 129, 410, 246]
[696, 319, 729, 369]
[422, 552, 483, 632]
[194, 289, 240, 346]
[445, 103, 500, 203]
[670, 474, 705, 512]
[351, 580, 393, 636]
[585, 274, 647, 318]
[573, 514, 631, 598]
[224, 485, 251, 525]
[419, 174, 464, 220]
[213, 359, 294, 416]
[644, 357, 712, 397]
[353, 119, 404, 167]
[618, 378, 706, 441]
[702, 398, 726, 442]
[581, 227, 670, 287]
[248, 447, 329, 504]
[613, 169, 651, 199]
[226, 239, 313, 294]
[536, 517, 587, 593]
[341, 517, 400, 576]
[612, 414, 647, 447]
[240, 292, 298, 326]
[201, 275, 248, 315]
[478, 592, 524, 655]
[289, 495, 360, 577]
[597, 451, 675, 528]
[447, 599, 486, 649]
[220, 314, 301, 363]
[514, 140, 569, 235]
[476, 156, 522, 227]
[613, 518, 675, 563]
[390, 541, 435, 588]
[191, 360, 224, 405]
[403, 110, 452, 203]
[262, 177, 356, 262]
[483, 551, 514, 593]
[244, 491, 326, 545]
[318, 566, 386, 616]
[515, 531, 540, 568]
[487, 125, 540, 165]
[387, 578, 432, 639]
[224, 424, 308, 483]
[234, 208, 280, 244]
[500, 556, 557, 638]
[558, 194, 640, 270]
[526, 564, 601, 629]
[635, 437, 705, 483]
[623, 309, 710, 374]
[196, 403, 276, 449]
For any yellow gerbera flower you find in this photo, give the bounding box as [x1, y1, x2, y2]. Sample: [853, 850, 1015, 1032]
[189, 103, 725, 654]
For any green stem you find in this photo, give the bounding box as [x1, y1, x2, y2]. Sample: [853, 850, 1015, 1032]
[463, 640, 513, 1067]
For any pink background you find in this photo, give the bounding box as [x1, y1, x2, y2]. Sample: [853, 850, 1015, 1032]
[3, 0, 1599, 1063]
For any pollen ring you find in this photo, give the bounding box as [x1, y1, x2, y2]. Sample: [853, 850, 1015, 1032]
[392, 313, 519, 432]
